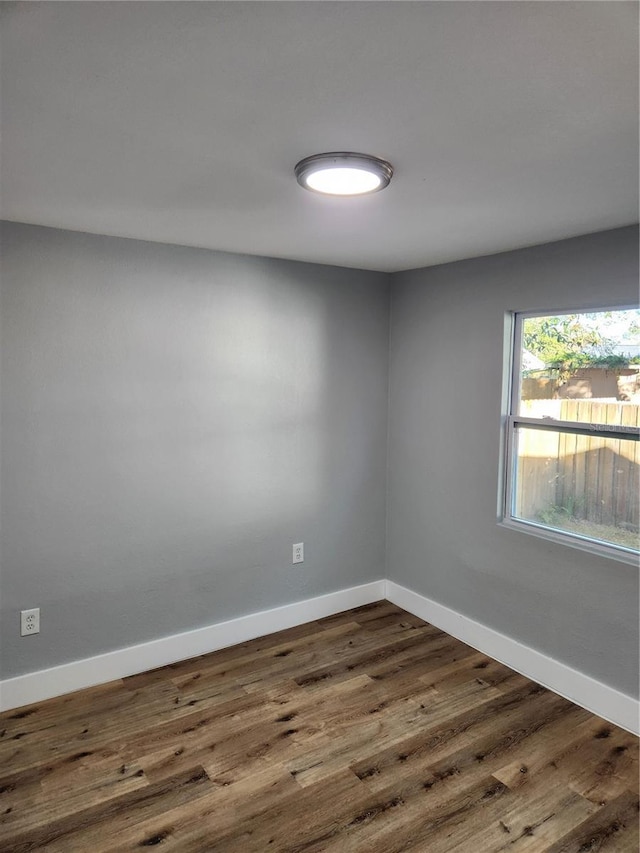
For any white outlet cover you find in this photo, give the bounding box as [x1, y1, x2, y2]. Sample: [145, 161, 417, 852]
[293, 543, 304, 564]
[21, 608, 40, 636]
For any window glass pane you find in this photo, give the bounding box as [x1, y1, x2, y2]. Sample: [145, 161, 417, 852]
[513, 426, 639, 553]
[519, 309, 640, 424]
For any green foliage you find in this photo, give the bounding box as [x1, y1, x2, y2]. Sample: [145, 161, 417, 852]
[523, 312, 640, 376]
[561, 353, 628, 371]
[538, 496, 584, 526]
[523, 315, 607, 368]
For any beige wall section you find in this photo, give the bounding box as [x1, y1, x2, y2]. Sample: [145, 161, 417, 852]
[523, 367, 640, 401]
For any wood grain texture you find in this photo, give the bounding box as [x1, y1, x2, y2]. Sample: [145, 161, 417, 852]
[1, 601, 637, 851]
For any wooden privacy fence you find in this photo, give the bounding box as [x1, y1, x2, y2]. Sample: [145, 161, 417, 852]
[517, 400, 639, 532]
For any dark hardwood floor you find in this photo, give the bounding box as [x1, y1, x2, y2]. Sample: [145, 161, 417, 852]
[0, 601, 638, 851]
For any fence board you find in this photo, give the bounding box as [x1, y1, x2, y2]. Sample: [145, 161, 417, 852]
[620, 404, 639, 529]
[517, 399, 639, 539]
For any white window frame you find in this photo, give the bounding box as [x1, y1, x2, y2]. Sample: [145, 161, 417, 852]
[500, 307, 640, 566]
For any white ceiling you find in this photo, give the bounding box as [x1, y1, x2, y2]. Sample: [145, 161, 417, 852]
[1, 2, 638, 272]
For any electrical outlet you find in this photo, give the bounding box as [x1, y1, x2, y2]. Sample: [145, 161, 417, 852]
[21, 608, 40, 636]
[293, 542, 304, 564]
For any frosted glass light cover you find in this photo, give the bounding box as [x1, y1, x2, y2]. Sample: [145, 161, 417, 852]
[295, 152, 393, 196]
[305, 167, 382, 196]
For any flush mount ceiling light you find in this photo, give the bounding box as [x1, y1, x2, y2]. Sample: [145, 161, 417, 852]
[294, 152, 393, 197]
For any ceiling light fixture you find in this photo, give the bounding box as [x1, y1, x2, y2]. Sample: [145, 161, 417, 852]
[295, 152, 393, 197]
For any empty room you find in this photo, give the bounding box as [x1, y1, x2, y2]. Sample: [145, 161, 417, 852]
[0, 2, 638, 851]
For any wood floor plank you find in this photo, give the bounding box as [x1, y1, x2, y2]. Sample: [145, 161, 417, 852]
[0, 766, 214, 853]
[494, 713, 639, 805]
[0, 747, 148, 838]
[348, 680, 572, 793]
[545, 789, 640, 852]
[0, 602, 637, 852]
[311, 772, 513, 853]
[446, 774, 598, 852]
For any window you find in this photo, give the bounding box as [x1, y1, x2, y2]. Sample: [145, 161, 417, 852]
[503, 308, 640, 563]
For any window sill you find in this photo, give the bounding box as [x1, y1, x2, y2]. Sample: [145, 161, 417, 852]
[498, 517, 640, 567]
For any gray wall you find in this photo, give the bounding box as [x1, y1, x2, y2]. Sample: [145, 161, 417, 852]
[0, 223, 390, 678]
[387, 226, 639, 698]
[2, 221, 638, 701]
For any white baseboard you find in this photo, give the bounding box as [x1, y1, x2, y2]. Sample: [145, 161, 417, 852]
[3, 577, 637, 736]
[385, 580, 639, 736]
[0, 580, 386, 712]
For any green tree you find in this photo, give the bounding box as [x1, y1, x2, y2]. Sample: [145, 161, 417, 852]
[523, 315, 605, 367]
